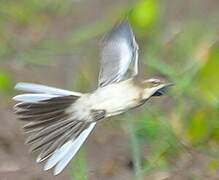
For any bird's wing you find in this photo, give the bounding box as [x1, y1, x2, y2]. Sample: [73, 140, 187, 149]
[98, 21, 139, 87]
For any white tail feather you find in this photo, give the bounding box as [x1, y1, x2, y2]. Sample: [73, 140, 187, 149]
[49, 123, 96, 175]
[15, 82, 82, 96]
[44, 140, 74, 171]
[13, 94, 61, 103]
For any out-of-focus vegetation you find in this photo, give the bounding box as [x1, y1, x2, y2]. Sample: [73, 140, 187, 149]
[0, 0, 219, 179]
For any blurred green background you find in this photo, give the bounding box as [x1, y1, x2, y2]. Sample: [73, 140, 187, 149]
[0, 0, 219, 179]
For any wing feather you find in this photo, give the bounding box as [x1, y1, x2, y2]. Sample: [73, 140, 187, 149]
[98, 21, 139, 87]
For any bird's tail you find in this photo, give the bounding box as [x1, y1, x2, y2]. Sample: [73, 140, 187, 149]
[13, 82, 96, 175]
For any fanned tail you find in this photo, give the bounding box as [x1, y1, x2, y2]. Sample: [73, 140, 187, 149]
[13, 83, 96, 175]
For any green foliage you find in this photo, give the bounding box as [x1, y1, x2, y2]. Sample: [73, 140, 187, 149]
[136, 114, 161, 143]
[0, 71, 13, 94]
[70, 149, 88, 180]
[196, 42, 219, 104]
[127, 114, 144, 180]
[186, 108, 211, 145]
[130, 0, 158, 29]
[208, 159, 219, 172]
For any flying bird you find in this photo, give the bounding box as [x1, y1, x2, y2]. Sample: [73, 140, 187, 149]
[13, 20, 172, 175]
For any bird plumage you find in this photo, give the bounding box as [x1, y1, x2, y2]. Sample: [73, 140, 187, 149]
[99, 21, 139, 87]
[13, 20, 172, 175]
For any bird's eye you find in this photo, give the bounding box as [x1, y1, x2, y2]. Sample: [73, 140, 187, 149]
[151, 80, 160, 86]
[153, 81, 159, 85]
[143, 79, 161, 87]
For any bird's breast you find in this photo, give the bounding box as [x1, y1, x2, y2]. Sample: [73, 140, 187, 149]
[89, 79, 143, 117]
[68, 79, 144, 121]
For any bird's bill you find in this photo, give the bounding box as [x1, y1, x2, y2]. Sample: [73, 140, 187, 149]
[152, 83, 174, 96]
[143, 82, 173, 99]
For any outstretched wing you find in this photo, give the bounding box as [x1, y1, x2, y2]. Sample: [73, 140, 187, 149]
[98, 20, 139, 87]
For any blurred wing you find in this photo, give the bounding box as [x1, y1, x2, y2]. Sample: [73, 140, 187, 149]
[98, 21, 139, 87]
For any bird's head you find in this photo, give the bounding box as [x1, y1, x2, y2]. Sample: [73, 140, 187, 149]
[141, 78, 173, 99]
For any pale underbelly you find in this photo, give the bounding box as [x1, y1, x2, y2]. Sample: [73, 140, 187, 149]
[90, 87, 142, 117]
[95, 97, 141, 117]
[69, 79, 143, 121]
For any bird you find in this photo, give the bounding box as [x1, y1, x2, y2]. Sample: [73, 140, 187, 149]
[13, 20, 173, 175]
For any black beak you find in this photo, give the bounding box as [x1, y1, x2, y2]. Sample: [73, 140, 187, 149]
[152, 83, 174, 96]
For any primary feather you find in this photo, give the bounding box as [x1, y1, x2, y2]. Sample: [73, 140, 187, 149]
[98, 21, 139, 87]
